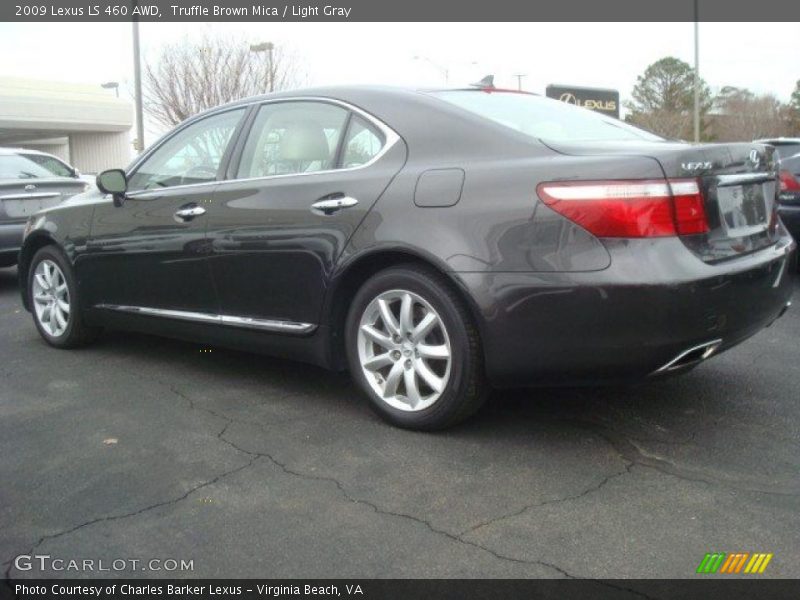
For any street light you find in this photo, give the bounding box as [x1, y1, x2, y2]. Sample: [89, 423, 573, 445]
[101, 81, 120, 98]
[693, 0, 700, 143]
[132, 5, 145, 152]
[413, 55, 478, 87]
[413, 55, 449, 86]
[250, 41, 275, 92]
[513, 74, 527, 91]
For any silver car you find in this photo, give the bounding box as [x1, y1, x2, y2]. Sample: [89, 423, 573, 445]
[0, 148, 87, 267]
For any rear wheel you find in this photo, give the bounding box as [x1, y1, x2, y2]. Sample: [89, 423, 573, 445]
[28, 246, 99, 348]
[345, 264, 487, 430]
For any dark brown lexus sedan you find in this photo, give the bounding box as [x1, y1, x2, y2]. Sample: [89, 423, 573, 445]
[18, 85, 796, 429]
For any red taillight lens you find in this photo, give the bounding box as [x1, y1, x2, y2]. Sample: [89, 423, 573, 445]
[537, 179, 709, 238]
[670, 179, 709, 235]
[779, 170, 800, 191]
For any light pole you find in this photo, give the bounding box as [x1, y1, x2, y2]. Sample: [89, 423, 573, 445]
[101, 81, 120, 98]
[413, 55, 449, 86]
[693, 0, 700, 142]
[513, 73, 527, 91]
[132, 4, 145, 152]
[412, 56, 479, 87]
[250, 42, 275, 92]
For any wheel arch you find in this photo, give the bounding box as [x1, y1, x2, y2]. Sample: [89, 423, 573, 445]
[322, 246, 486, 371]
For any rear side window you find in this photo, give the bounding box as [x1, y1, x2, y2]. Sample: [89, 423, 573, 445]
[431, 90, 663, 143]
[236, 101, 349, 179]
[341, 116, 385, 168]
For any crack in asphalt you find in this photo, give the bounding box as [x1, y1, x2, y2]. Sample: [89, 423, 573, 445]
[459, 462, 635, 538]
[3, 442, 259, 583]
[2, 378, 664, 599]
[573, 419, 800, 498]
[167, 384, 665, 599]
[165, 384, 584, 579]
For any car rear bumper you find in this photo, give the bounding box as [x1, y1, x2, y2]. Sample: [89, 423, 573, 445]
[456, 234, 797, 387]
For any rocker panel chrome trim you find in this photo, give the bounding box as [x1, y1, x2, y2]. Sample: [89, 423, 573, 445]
[94, 304, 316, 334]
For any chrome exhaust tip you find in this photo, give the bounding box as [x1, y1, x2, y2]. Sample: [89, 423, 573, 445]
[654, 339, 723, 374]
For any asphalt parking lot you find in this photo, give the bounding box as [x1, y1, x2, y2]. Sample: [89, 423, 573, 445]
[1, 265, 799, 581]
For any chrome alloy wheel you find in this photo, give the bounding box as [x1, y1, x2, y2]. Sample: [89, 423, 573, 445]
[357, 289, 452, 412]
[32, 259, 71, 337]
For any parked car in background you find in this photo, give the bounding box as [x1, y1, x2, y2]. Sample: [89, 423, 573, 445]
[0, 148, 87, 267]
[17, 86, 796, 429]
[11, 148, 95, 188]
[755, 139, 800, 243]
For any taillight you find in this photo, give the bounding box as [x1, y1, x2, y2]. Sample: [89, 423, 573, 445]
[537, 179, 709, 238]
[779, 170, 800, 192]
[670, 179, 709, 235]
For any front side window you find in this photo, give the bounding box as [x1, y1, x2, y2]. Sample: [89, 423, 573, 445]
[236, 102, 349, 179]
[128, 108, 245, 192]
[21, 154, 74, 178]
[431, 90, 663, 143]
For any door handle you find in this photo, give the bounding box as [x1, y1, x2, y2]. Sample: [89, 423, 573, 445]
[311, 195, 358, 216]
[174, 205, 206, 223]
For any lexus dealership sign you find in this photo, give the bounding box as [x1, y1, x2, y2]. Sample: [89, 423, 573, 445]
[546, 84, 620, 118]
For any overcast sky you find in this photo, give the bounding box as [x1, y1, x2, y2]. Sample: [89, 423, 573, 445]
[1, 21, 798, 137]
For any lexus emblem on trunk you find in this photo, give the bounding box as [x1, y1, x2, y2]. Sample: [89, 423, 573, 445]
[749, 149, 761, 169]
[24, 184, 36, 191]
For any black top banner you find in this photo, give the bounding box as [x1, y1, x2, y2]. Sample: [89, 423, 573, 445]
[4, 0, 800, 22]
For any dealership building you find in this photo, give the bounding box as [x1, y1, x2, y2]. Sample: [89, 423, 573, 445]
[0, 77, 133, 174]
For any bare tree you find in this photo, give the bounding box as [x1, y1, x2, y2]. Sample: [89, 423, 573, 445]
[144, 34, 303, 129]
[712, 87, 790, 142]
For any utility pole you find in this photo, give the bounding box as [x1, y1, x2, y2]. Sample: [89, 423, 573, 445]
[513, 74, 527, 91]
[250, 42, 275, 92]
[693, 0, 700, 143]
[132, 2, 145, 152]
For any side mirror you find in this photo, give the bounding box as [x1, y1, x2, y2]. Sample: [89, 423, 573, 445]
[96, 169, 128, 207]
[72, 168, 81, 179]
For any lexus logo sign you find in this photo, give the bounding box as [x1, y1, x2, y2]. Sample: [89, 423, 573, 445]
[558, 93, 577, 104]
[547, 85, 620, 118]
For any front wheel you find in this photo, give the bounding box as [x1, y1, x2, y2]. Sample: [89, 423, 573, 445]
[28, 246, 99, 348]
[345, 264, 487, 430]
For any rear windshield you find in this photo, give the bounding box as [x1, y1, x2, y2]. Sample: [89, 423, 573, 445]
[431, 90, 663, 143]
[782, 154, 800, 173]
[0, 154, 54, 179]
[769, 143, 800, 161]
[20, 153, 74, 178]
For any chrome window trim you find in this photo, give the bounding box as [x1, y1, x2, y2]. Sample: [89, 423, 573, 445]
[124, 96, 401, 198]
[95, 304, 316, 334]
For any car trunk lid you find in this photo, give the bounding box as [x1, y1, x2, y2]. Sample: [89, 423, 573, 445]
[0, 178, 86, 221]
[542, 140, 781, 262]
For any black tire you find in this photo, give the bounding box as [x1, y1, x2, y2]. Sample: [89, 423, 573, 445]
[345, 263, 488, 430]
[27, 246, 100, 348]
